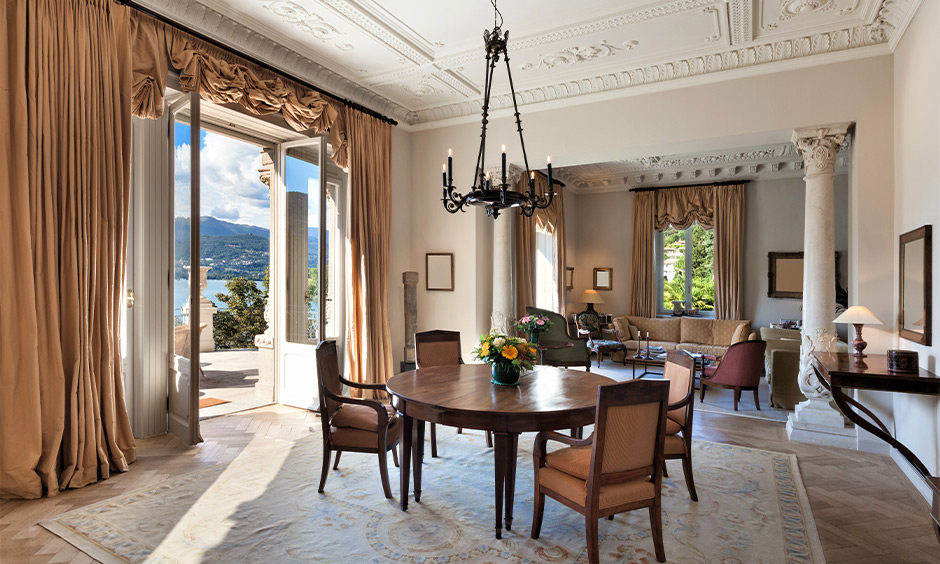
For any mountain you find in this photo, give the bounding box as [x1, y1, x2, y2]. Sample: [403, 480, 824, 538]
[174, 216, 269, 242]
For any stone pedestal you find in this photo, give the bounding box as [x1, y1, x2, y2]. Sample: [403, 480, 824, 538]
[786, 122, 853, 446]
[403, 271, 418, 363]
[182, 265, 218, 352]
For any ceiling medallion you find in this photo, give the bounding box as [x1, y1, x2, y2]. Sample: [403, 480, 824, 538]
[440, 0, 554, 219]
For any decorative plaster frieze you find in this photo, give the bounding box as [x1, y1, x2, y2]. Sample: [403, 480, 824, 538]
[701, 6, 722, 42]
[521, 40, 637, 71]
[261, 1, 349, 49]
[317, 0, 432, 65]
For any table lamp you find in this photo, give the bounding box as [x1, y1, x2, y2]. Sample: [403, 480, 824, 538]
[834, 306, 884, 358]
[578, 289, 605, 314]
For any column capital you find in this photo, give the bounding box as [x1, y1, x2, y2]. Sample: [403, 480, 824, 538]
[485, 163, 525, 186]
[791, 122, 852, 176]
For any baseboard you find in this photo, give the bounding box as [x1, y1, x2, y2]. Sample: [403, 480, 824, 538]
[856, 436, 891, 456]
[890, 448, 933, 504]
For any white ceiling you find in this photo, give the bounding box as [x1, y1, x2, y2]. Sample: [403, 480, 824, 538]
[141, 0, 920, 126]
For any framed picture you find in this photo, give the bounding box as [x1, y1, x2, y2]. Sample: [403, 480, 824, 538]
[593, 267, 612, 291]
[768, 251, 841, 299]
[426, 253, 454, 291]
[565, 267, 574, 290]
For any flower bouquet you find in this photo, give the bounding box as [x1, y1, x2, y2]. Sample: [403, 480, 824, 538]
[515, 314, 553, 344]
[472, 331, 538, 386]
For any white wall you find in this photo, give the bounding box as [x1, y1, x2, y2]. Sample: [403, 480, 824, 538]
[893, 0, 940, 486]
[744, 175, 849, 332]
[571, 190, 633, 316]
[409, 55, 896, 362]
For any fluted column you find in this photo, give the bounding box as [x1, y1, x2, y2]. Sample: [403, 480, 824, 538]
[786, 122, 854, 447]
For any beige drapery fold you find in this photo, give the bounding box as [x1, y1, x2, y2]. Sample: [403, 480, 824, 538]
[654, 186, 715, 230]
[514, 174, 567, 318]
[627, 191, 657, 317]
[713, 184, 746, 320]
[343, 108, 394, 394]
[1, 0, 137, 499]
[127, 12, 345, 162]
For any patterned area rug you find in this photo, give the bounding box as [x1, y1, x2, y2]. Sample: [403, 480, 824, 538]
[43, 427, 823, 563]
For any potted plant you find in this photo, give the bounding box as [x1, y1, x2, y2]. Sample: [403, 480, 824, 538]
[472, 331, 538, 386]
[516, 313, 553, 344]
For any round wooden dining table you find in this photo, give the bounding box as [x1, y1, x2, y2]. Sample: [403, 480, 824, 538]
[386, 364, 614, 539]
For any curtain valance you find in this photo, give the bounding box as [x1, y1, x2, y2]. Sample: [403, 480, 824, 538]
[129, 12, 343, 159]
[654, 185, 715, 231]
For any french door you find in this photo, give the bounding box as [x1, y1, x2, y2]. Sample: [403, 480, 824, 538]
[275, 138, 346, 410]
[167, 92, 202, 445]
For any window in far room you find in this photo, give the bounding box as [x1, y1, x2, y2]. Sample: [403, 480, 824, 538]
[657, 223, 714, 316]
[535, 221, 555, 311]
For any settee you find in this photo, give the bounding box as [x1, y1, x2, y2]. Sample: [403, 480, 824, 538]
[610, 315, 756, 358]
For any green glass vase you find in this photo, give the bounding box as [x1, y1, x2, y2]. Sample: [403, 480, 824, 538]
[529, 331, 540, 345]
[491, 363, 521, 386]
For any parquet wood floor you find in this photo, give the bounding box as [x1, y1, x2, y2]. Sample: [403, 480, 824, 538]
[1, 405, 937, 563]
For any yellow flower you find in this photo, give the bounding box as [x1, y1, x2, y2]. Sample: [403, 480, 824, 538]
[529, 346, 538, 356]
[502, 345, 518, 360]
[480, 342, 490, 357]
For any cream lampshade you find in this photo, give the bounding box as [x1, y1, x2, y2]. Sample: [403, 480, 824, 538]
[834, 306, 884, 358]
[578, 289, 604, 313]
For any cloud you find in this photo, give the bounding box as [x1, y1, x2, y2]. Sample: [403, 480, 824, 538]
[174, 131, 270, 229]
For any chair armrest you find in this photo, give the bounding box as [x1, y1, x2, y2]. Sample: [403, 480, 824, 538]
[319, 388, 390, 428]
[667, 393, 694, 411]
[339, 376, 391, 400]
[600, 328, 622, 343]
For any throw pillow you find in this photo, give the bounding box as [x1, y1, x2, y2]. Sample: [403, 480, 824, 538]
[731, 323, 751, 344]
[629, 325, 640, 340]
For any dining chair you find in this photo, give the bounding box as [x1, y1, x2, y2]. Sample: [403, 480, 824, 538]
[699, 340, 767, 411]
[531, 379, 670, 564]
[315, 340, 400, 499]
[662, 350, 698, 501]
[414, 330, 492, 452]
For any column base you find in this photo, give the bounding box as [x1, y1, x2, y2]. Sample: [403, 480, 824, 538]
[786, 398, 855, 449]
[254, 341, 276, 403]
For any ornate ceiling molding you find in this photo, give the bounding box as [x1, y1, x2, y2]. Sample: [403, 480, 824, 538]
[556, 140, 851, 193]
[142, 0, 916, 126]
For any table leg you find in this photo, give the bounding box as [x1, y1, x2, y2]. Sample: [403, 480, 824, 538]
[400, 415, 412, 511]
[504, 433, 519, 531]
[493, 432, 508, 539]
[414, 419, 425, 503]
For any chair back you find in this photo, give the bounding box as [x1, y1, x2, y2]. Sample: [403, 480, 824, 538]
[589, 379, 669, 488]
[414, 330, 463, 367]
[315, 340, 344, 419]
[663, 351, 696, 427]
[713, 340, 767, 386]
[525, 307, 570, 341]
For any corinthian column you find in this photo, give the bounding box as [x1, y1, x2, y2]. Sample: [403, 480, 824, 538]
[786, 122, 854, 448]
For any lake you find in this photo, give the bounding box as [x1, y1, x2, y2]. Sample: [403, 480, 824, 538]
[173, 278, 263, 318]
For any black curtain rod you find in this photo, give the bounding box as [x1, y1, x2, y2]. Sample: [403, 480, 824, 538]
[629, 180, 750, 193]
[117, 0, 398, 126]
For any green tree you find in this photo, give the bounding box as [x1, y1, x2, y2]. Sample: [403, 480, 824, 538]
[213, 277, 268, 349]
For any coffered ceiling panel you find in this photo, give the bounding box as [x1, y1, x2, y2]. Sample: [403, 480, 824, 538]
[144, 0, 919, 125]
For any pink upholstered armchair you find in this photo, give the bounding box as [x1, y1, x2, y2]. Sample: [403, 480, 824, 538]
[699, 340, 767, 411]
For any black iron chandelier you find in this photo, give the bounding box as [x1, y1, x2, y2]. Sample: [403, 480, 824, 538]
[441, 0, 553, 219]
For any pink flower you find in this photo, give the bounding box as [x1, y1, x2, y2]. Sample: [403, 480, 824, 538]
[536, 319, 545, 325]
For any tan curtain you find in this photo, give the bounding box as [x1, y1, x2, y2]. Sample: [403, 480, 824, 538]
[714, 184, 746, 319]
[129, 12, 167, 119]
[628, 191, 657, 317]
[654, 186, 715, 230]
[1, 0, 136, 499]
[343, 108, 394, 394]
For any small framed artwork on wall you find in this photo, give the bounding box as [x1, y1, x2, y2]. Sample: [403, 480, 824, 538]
[426, 253, 454, 291]
[565, 267, 574, 290]
[593, 268, 612, 291]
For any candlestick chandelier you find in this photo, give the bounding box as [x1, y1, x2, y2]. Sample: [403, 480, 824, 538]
[441, 0, 554, 219]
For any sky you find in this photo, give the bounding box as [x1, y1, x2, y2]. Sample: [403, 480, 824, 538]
[174, 122, 323, 231]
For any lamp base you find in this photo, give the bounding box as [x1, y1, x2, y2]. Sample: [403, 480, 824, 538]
[852, 323, 868, 358]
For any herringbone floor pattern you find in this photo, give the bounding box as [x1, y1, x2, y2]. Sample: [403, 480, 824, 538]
[1, 405, 937, 563]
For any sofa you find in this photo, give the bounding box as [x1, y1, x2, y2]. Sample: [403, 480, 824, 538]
[610, 315, 756, 359]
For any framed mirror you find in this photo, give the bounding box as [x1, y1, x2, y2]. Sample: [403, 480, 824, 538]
[565, 267, 574, 290]
[593, 267, 612, 291]
[899, 225, 931, 345]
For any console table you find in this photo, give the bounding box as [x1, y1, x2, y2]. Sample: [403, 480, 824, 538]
[812, 352, 940, 543]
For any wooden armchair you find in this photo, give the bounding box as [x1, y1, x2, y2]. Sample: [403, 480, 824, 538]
[531, 379, 670, 564]
[316, 340, 400, 499]
[661, 351, 698, 501]
[414, 330, 493, 454]
[525, 307, 591, 371]
[574, 314, 627, 368]
[700, 340, 767, 411]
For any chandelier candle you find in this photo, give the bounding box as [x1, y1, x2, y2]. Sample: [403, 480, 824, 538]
[501, 145, 507, 185]
[447, 149, 453, 184]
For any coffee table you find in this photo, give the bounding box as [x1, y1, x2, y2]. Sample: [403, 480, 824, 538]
[628, 350, 714, 383]
[386, 364, 614, 539]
